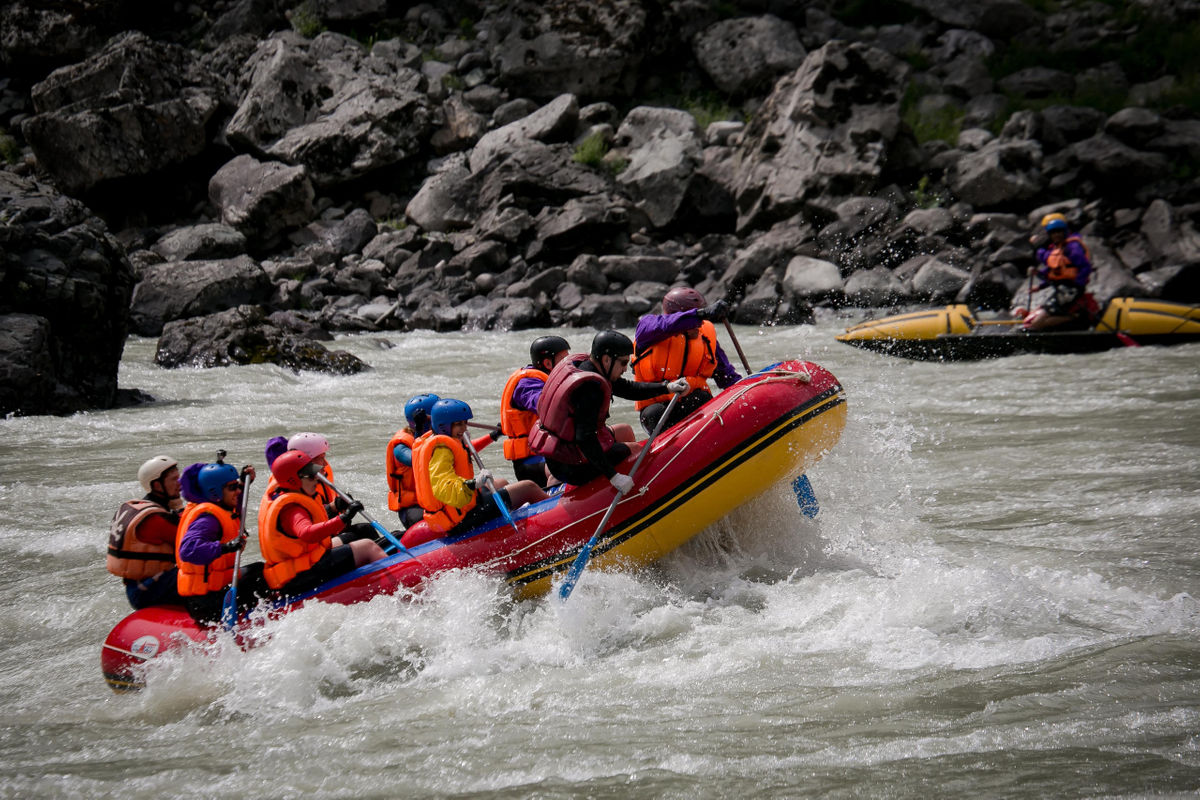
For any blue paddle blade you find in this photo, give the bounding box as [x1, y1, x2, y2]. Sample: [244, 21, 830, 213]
[494, 492, 515, 527]
[369, 520, 406, 554]
[792, 474, 819, 518]
[220, 587, 237, 630]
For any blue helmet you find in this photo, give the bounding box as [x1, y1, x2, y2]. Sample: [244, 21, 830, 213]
[404, 393, 440, 433]
[197, 462, 240, 503]
[430, 398, 472, 436]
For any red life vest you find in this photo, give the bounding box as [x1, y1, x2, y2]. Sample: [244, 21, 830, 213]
[257, 488, 332, 590]
[500, 367, 547, 461]
[412, 434, 476, 533]
[631, 320, 718, 410]
[175, 503, 241, 597]
[106, 499, 178, 580]
[1045, 234, 1091, 282]
[528, 354, 615, 465]
[386, 428, 427, 511]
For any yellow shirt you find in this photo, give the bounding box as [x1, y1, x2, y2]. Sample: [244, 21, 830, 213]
[429, 444, 475, 508]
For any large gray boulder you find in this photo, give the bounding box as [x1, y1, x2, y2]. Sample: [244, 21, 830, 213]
[21, 32, 218, 195]
[468, 93, 579, 173]
[155, 304, 369, 373]
[950, 140, 1044, 206]
[225, 31, 433, 187]
[899, 0, 1041, 38]
[208, 154, 315, 247]
[129, 255, 272, 336]
[0, 170, 135, 415]
[487, 0, 647, 100]
[613, 107, 702, 228]
[732, 42, 908, 232]
[692, 15, 807, 96]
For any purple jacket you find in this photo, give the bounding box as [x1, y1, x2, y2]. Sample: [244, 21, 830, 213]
[177, 512, 226, 566]
[634, 310, 742, 388]
[1035, 237, 1092, 288]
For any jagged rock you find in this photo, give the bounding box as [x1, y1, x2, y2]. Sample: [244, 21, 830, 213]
[692, 15, 807, 97]
[1040, 105, 1107, 145]
[843, 267, 907, 306]
[209, 154, 315, 247]
[431, 93, 489, 154]
[468, 93, 579, 172]
[997, 67, 1073, 98]
[598, 255, 679, 285]
[901, 0, 1041, 39]
[530, 194, 630, 257]
[0, 170, 134, 415]
[911, 257, 971, 299]
[225, 32, 433, 187]
[1070, 135, 1171, 189]
[155, 304, 369, 373]
[152, 224, 247, 262]
[1104, 107, 1165, 149]
[949, 140, 1044, 207]
[129, 255, 272, 336]
[732, 41, 908, 232]
[21, 32, 218, 195]
[564, 293, 650, 328]
[613, 106, 702, 228]
[488, 0, 647, 100]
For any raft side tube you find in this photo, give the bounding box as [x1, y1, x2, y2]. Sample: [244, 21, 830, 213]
[1100, 298, 1200, 336]
[836, 305, 976, 343]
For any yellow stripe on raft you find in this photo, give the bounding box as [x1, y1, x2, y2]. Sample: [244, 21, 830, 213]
[508, 390, 848, 598]
[1100, 298, 1200, 335]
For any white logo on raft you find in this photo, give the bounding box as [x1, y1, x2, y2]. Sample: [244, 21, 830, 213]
[130, 635, 160, 658]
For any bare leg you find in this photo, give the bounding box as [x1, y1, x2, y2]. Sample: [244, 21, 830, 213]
[506, 480, 549, 505]
[350, 538, 386, 566]
[612, 423, 636, 442]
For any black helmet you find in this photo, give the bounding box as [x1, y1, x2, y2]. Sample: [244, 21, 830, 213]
[530, 335, 570, 367]
[590, 329, 634, 360]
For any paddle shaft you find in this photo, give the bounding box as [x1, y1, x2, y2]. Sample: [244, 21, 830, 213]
[723, 319, 752, 374]
[221, 471, 253, 630]
[317, 474, 409, 554]
[467, 421, 502, 433]
[558, 390, 683, 600]
[462, 434, 516, 527]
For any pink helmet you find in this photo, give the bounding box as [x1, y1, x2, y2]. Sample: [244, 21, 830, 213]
[287, 432, 329, 460]
[663, 287, 705, 314]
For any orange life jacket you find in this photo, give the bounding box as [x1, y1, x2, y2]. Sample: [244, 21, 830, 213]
[106, 499, 178, 580]
[413, 434, 476, 533]
[385, 428, 428, 511]
[1045, 234, 1091, 282]
[175, 502, 241, 597]
[500, 367, 546, 461]
[631, 321, 718, 409]
[257, 488, 332, 590]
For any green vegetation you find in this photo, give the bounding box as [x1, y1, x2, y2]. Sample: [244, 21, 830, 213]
[913, 175, 946, 209]
[900, 84, 963, 145]
[682, 92, 744, 130]
[378, 217, 407, 232]
[289, 2, 325, 38]
[441, 73, 465, 91]
[0, 129, 19, 165]
[572, 131, 611, 167]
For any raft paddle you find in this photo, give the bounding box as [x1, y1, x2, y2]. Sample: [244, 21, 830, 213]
[462, 435, 516, 528]
[722, 318, 819, 518]
[220, 470, 253, 631]
[316, 475, 409, 555]
[558, 390, 683, 601]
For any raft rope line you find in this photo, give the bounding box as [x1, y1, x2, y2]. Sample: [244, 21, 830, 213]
[481, 366, 814, 574]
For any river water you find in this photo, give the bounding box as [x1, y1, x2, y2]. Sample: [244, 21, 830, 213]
[0, 314, 1197, 798]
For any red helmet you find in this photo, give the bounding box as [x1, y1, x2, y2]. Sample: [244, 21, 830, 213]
[271, 449, 319, 492]
[663, 287, 705, 314]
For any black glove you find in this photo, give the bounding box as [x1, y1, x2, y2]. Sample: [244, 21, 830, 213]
[338, 500, 364, 525]
[333, 495, 350, 512]
[464, 479, 477, 492]
[489, 428, 503, 441]
[220, 535, 247, 554]
[697, 299, 729, 322]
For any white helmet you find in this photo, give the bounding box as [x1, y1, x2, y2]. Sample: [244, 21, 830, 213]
[138, 456, 178, 493]
[287, 432, 329, 460]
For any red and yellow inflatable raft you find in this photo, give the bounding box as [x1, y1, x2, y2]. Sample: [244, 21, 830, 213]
[101, 359, 846, 691]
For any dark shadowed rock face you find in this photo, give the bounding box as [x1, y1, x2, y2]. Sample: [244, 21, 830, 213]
[0, 171, 134, 416]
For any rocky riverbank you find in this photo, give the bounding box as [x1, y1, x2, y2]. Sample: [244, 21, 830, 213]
[2, 0, 1198, 415]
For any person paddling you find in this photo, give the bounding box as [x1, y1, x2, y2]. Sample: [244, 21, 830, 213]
[529, 330, 688, 491]
[412, 399, 547, 535]
[499, 335, 571, 488]
[107, 456, 186, 610]
[258, 449, 386, 600]
[632, 287, 742, 435]
[1018, 213, 1099, 331]
[386, 393, 444, 528]
[176, 456, 270, 625]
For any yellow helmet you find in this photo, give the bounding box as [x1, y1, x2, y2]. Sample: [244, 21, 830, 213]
[1040, 212, 1068, 232]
